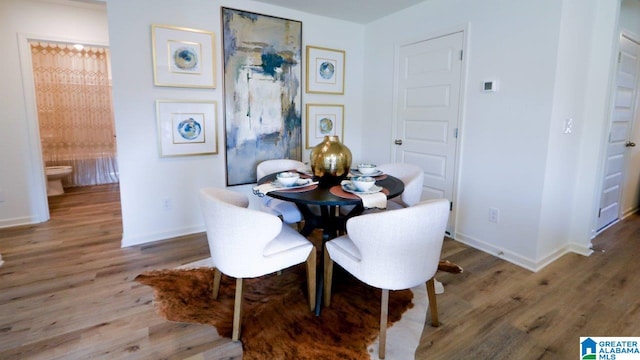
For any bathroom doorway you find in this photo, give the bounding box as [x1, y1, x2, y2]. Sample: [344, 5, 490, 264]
[30, 40, 119, 196]
[18, 34, 119, 222]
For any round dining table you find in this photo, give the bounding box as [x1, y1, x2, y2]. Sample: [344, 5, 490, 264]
[257, 171, 404, 315]
[257, 172, 405, 241]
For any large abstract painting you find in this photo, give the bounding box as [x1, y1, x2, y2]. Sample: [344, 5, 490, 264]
[222, 8, 303, 185]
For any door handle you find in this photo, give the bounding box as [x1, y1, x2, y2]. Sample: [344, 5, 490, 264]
[394, 139, 403, 145]
[626, 141, 636, 147]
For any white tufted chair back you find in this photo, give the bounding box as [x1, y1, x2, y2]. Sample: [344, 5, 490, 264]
[377, 163, 424, 209]
[324, 198, 450, 358]
[257, 159, 306, 180]
[256, 159, 306, 224]
[329, 198, 449, 290]
[199, 187, 317, 340]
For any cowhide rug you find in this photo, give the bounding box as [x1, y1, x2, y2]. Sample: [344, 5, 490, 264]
[136, 259, 429, 360]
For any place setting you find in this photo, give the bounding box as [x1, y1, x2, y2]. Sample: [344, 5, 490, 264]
[331, 164, 389, 209]
[253, 171, 319, 197]
[348, 163, 386, 179]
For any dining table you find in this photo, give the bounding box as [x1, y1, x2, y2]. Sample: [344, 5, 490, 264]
[256, 170, 405, 315]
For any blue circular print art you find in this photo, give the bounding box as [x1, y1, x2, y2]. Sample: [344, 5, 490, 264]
[319, 117, 334, 134]
[319, 61, 335, 80]
[174, 47, 198, 70]
[177, 118, 202, 140]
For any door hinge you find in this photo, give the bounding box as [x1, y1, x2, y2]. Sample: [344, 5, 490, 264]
[618, 51, 622, 64]
[454, 128, 459, 138]
[450, 201, 453, 211]
[460, 49, 463, 61]
[598, 208, 602, 217]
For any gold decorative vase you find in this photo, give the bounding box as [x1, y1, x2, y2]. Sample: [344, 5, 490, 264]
[310, 135, 352, 187]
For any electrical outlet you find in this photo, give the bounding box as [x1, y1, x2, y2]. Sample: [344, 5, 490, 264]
[489, 207, 500, 223]
[161, 198, 171, 211]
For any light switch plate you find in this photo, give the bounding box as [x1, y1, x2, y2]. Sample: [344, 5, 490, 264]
[563, 118, 573, 134]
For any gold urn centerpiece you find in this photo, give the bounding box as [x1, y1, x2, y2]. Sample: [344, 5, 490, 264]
[310, 135, 352, 187]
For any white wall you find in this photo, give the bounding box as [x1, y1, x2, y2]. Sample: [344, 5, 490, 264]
[362, 0, 620, 270]
[541, 0, 619, 265]
[106, 0, 365, 246]
[0, 0, 109, 228]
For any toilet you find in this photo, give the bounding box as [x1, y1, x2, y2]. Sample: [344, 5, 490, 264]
[45, 166, 73, 196]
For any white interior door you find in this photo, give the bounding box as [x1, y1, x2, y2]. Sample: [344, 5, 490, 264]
[393, 31, 464, 229]
[597, 33, 640, 231]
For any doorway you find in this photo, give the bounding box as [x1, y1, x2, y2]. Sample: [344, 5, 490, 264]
[392, 30, 465, 234]
[30, 41, 118, 191]
[18, 34, 119, 222]
[596, 31, 640, 232]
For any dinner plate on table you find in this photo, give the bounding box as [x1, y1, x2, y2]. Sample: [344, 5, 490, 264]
[341, 181, 383, 195]
[350, 169, 384, 177]
[271, 178, 314, 189]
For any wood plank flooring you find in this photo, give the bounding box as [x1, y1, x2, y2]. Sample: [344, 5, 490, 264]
[1, 184, 639, 359]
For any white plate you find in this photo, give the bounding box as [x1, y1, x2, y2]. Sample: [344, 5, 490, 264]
[341, 181, 383, 195]
[350, 169, 383, 177]
[271, 178, 314, 189]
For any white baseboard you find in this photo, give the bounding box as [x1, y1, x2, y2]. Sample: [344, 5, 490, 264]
[0, 215, 46, 229]
[121, 225, 205, 247]
[452, 232, 591, 272]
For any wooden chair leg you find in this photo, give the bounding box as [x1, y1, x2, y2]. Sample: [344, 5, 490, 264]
[232, 278, 243, 341]
[323, 245, 334, 307]
[306, 249, 317, 312]
[212, 268, 222, 300]
[426, 278, 439, 327]
[379, 289, 389, 359]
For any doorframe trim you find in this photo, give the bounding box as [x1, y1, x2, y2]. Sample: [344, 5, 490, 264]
[17, 32, 109, 223]
[593, 29, 640, 236]
[619, 30, 640, 220]
[390, 23, 470, 236]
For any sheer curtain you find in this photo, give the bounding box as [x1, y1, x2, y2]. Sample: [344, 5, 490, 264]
[30, 41, 118, 187]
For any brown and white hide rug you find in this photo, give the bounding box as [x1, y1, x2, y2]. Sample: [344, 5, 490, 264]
[135, 257, 428, 360]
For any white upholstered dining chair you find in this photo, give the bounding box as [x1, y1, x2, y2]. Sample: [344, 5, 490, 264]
[377, 162, 424, 209]
[199, 187, 316, 341]
[256, 159, 306, 225]
[324, 198, 450, 359]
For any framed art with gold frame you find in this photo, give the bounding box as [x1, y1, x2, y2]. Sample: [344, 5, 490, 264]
[152, 24, 216, 88]
[306, 104, 344, 148]
[156, 100, 218, 157]
[306, 46, 345, 94]
[222, 7, 303, 185]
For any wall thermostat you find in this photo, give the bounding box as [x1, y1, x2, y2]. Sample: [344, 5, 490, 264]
[482, 80, 499, 92]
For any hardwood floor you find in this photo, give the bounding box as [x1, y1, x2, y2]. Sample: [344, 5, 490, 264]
[0, 185, 241, 360]
[0, 184, 638, 359]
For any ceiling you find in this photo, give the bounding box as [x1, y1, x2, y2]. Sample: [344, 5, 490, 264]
[61, 0, 426, 24]
[251, 0, 427, 24]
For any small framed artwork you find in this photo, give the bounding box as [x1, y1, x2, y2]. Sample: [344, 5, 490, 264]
[156, 100, 218, 157]
[306, 104, 344, 148]
[306, 46, 345, 94]
[152, 24, 216, 88]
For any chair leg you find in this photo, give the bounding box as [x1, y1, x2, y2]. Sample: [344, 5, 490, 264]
[323, 244, 334, 307]
[306, 249, 317, 312]
[232, 278, 243, 341]
[426, 278, 439, 327]
[212, 268, 222, 300]
[379, 289, 389, 359]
